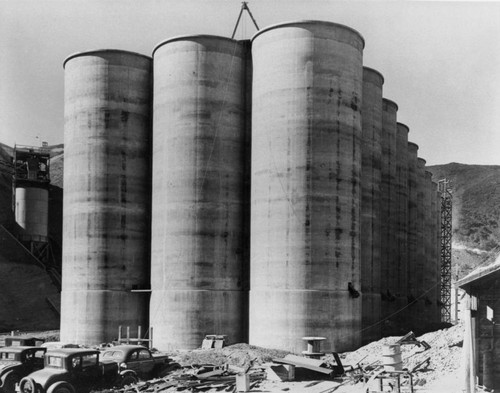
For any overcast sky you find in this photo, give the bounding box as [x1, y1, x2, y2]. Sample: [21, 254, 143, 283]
[1, 0, 499, 165]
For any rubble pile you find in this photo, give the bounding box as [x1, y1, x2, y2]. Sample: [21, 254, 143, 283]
[342, 323, 464, 387]
[172, 343, 291, 369]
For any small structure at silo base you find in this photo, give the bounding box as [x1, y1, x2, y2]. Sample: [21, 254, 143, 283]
[12, 144, 51, 263]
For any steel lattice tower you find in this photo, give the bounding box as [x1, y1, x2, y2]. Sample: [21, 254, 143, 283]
[439, 179, 452, 322]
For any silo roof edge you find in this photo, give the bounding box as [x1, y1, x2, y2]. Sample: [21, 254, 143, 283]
[251, 20, 365, 48]
[152, 35, 239, 57]
[63, 49, 151, 68]
[382, 98, 399, 111]
[363, 67, 385, 84]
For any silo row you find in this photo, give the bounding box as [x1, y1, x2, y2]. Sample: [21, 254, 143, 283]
[60, 20, 443, 350]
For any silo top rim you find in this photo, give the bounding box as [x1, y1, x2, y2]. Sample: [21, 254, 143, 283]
[417, 157, 427, 164]
[63, 49, 151, 68]
[397, 122, 410, 132]
[153, 35, 238, 57]
[363, 67, 385, 84]
[425, 170, 433, 177]
[408, 141, 419, 149]
[382, 98, 399, 111]
[251, 20, 365, 48]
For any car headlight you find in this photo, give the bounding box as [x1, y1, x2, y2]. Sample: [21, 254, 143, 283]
[120, 363, 127, 369]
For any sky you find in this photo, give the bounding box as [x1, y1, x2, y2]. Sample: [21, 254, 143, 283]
[0, 0, 499, 166]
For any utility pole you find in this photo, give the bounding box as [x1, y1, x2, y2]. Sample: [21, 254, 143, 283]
[231, 2, 259, 39]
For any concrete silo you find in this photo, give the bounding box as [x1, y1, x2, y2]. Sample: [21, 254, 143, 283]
[406, 142, 419, 321]
[361, 67, 384, 344]
[380, 98, 398, 335]
[250, 21, 364, 352]
[395, 122, 409, 332]
[61, 50, 152, 345]
[415, 157, 427, 323]
[151, 36, 249, 350]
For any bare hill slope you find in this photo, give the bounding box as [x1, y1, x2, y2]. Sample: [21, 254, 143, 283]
[427, 163, 500, 278]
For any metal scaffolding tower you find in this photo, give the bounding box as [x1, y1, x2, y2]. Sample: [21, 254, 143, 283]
[439, 179, 452, 323]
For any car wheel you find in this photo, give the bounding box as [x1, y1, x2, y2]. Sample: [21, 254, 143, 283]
[19, 377, 37, 393]
[1, 371, 20, 393]
[47, 382, 75, 393]
[120, 374, 138, 388]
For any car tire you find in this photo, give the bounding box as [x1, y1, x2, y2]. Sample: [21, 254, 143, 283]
[18, 377, 37, 393]
[119, 374, 137, 388]
[1, 371, 20, 393]
[47, 382, 75, 393]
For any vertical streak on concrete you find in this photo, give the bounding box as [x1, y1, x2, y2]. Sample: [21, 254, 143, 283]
[361, 67, 383, 344]
[395, 122, 409, 333]
[61, 50, 152, 345]
[151, 36, 248, 350]
[415, 157, 427, 324]
[250, 21, 364, 352]
[380, 98, 398, 335]
[406, 142, 419, 325]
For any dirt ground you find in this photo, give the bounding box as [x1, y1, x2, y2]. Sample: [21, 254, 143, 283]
[0, 324, 467, 392]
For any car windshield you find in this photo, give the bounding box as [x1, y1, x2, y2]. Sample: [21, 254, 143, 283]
[102, 350, 124, 360]
[0, 352, 17, 360]
[47, 356, 64, 368]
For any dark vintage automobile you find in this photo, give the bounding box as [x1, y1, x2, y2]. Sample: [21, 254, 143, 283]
[3, 338, 45, 348]
[100, 345, 176, 380]
[0, 346, 46, 393]
[18, 348, 136, 393]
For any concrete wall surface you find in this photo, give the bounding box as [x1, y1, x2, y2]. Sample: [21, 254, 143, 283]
[61, 50, 152, 345]
[249, 21, 364, 353]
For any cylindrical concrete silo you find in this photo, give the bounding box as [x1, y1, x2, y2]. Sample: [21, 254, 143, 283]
[361, 67, 384, 344]
[406, 142, 419, 322]
[395, 123, 409, 333]
[61, 50, 152, 345]
[415, 157, 427, 324]
[151, 36, 249, 350]
[380, 98, 398, 335]
[425, 172, 435, 322]
[250, 21, 364, 352]
[15, 187, 49, 240]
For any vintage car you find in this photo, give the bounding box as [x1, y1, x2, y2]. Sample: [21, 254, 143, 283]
[0, 346, 46, 393]
[100, 345, 175, 380]
[18, 348, 136, 393]
[3, 338, 45, 348]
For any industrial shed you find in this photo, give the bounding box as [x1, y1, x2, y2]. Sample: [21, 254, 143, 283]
[457, 258, 500, 392]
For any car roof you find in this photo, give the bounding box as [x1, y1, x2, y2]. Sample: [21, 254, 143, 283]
[0, 346, 45, 353]
[45, 348, 99, 357]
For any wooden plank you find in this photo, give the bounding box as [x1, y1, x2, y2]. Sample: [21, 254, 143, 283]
[272, 355, 332, 375]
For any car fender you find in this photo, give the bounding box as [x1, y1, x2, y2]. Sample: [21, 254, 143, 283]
[46, 381, 75, 393]
[119, 370, 137, 378]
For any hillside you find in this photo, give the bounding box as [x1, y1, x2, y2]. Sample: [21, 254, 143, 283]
[427, 163, 500, 278]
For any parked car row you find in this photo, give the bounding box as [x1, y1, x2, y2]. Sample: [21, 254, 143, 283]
[0, 341, 175, 393]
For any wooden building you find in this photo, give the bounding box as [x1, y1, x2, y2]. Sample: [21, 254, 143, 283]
[457, 259, 500, 392]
